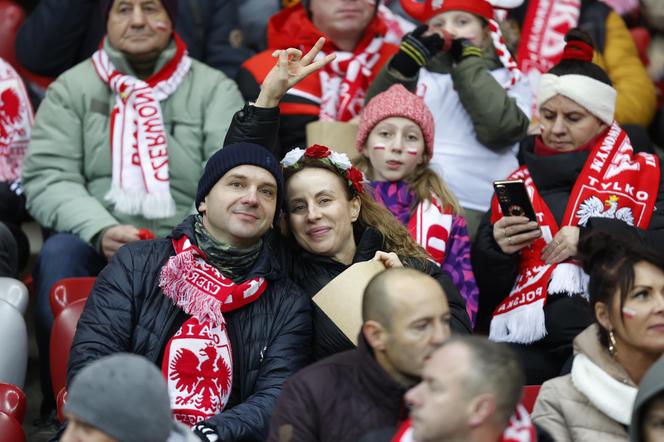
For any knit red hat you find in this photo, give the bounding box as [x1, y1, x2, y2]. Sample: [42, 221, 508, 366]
[400, 0, 522, 22]
[356, 84, 435, 160]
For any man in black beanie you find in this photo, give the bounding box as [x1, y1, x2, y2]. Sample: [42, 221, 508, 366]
[65, 142, 312, 441]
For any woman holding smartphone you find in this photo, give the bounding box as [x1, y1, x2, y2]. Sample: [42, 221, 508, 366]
[472, 29, 664, 384]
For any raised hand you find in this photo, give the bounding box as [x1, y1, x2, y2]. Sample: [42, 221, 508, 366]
[255, 37, 336, 108]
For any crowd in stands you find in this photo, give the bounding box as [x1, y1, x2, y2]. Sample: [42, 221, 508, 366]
[0, 0, 663, 441]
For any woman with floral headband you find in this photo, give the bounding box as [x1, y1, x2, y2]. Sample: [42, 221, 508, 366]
[224, 38, 473, 360]
[279, 143, 471, 359]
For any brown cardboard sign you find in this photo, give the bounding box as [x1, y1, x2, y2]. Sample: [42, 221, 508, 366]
[312, 260, 385, 345]
[305, 121, 360, 162]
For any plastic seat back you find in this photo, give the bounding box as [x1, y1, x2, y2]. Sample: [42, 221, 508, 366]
[50, 299, 86, 397]
[522, 385, 541, 414]
[49, 277, 96, 318]
[0, 383, 25, 423]
[0, 301, 28, 388]
[0, 411, 25, 442]
[56, 387, 68, 423]
[0, 277, 29, 315]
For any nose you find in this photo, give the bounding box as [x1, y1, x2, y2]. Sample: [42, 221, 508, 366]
[404, 383, 422, 408]
[431, 319, 449, 346]
[653, 292, 664, 313]
[130, 6, 147, 26]
[306, 205, 322, 222]
[241, 186, 259, 206]
[442, 23, 456, 40]
[551, 115, 566, 135]
[389, 141, 403, 154]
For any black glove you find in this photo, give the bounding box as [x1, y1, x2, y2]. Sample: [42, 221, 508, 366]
[390, 24, 444, 77]
[448, 38, 483, 63]
[193, 422, 220, 442]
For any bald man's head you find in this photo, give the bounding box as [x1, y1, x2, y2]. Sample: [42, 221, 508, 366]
[362, 268, 452, 385]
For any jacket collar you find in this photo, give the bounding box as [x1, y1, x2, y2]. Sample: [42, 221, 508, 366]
[355, 333, 409, 408]
[522, 138, 589, 194]
[102, 37, 177, 78]
[170, 215, 287, 281]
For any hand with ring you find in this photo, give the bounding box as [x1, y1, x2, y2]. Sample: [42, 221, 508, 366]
[541, 226, 580, 264]
[492, 216, 541, 255]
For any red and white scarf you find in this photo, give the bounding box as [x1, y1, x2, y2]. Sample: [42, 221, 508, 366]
[159, 235, 268, 426]
[516, 0, 582, 115]
[408, 194, 453, 265]
[0, 58, 33, 183]
[319, 36, 385, 122]
[92, 35, 191, 219]
[392, 405, 536, 442]
[490, 123, 660, 343]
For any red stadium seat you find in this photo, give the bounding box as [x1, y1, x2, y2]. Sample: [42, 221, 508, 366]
[522, 385, 541, 414]
[0, 1, 25, 68]
[0, 411, 25, 442]
[49, 277, 96, 318]
[0, 383, 25, 423]
[56, 387, 68, 423]
[50, 299, 86, 397]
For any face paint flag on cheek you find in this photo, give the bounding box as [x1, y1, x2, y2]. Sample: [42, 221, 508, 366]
[406, 147, 418, 156]
[155, 21, 169, 31]
[372, 144, 386, 151]
[622, 306, 638, 318]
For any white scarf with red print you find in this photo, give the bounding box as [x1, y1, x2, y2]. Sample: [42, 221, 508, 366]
[392, 405, 536, 442]
[0, 58, 33, 183]
[91, 35, 191, 219]
[319, 35, 384, 122]
[159, 236, 268, 426]
[490, 123, 660, 344]
[516, 0, 582, 115]
[408, 194, 453, 265]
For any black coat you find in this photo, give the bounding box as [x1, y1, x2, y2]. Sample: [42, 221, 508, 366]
[290, 227, 472, 360]
[67, 216, 313, 441]
[267, 335, 408, 442]
[473, 136, 664, 336]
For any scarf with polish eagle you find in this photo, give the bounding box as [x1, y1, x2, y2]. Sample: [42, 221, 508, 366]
[91, 34, 191, 219]
[0, 58, 33, 183]
[489, 123, 660, 344]
[318, 19, 386, 122]
[392, 404, 537, 442]
[516, 0, 582, 116]
[159, 235, 268, 427]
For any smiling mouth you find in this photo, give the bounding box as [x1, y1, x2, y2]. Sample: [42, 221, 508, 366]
[234, 211, 259, 221]
[307, 227, 330, 238]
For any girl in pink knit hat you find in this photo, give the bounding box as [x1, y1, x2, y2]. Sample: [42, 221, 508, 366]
[357, 84, 478, 325]
[366, 0, 532, 238]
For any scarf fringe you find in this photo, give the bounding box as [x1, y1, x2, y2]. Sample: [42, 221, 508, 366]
[159, 251, 225, 325]
[105, 186, 176, 219]
[548, 263, 589, 300]
[490, 298, 546, 344]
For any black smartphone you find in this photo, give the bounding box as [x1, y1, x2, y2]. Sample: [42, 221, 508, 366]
[493, 180, 538, 222]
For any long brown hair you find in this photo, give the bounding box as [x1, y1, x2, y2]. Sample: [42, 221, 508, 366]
[355, 154, 462, 215]
[283, 158, 430, 262]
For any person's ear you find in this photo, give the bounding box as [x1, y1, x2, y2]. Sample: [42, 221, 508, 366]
[198, 198, 207, 214]
[595, 301, 613, 332]
[467, 394, 496, 428]
[363, 320, 388, 352]
[350, 196, 361, 222]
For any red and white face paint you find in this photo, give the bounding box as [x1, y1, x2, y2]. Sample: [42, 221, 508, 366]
[364, 117, 426, 182]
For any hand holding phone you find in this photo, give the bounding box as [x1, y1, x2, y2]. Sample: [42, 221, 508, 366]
[493, 180, 537, 222]
[492, 180, 541, 254]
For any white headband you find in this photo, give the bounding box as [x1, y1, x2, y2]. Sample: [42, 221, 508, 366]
[537, 74, 617, 125]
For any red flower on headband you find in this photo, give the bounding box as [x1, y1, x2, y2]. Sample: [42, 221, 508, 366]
[346, 167, 364, 193]
[305, 144, 331, 159]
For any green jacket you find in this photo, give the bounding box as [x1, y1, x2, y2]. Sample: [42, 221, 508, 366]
[23, 39, 244, 245]
[365, 47, 529, 149]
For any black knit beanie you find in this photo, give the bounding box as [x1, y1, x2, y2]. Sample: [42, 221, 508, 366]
[102, 0, 178, 25]
[196, 143, 284, 221]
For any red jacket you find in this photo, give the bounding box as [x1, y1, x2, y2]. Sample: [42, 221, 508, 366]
[236, 5, 398, 158]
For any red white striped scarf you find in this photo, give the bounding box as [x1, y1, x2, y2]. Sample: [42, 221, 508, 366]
[91, 35, 191, 219]
[319, 35, 385, 122]
[490, 123, 660, 344]
[516, 0, 582, 115]
[407, 194, 453, 265]
[0, 58, 33, 183]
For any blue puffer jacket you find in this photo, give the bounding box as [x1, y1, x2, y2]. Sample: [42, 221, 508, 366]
[67, 216, 313, 441]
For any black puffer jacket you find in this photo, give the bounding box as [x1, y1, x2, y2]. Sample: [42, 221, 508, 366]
[267, 335, 408, 442]
[67, 216, 312, 441]
[290, 227, 472, 360]
[473, 137, 664, 334]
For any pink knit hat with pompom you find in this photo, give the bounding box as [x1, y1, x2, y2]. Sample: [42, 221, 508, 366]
[356, 84, 435, 161]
